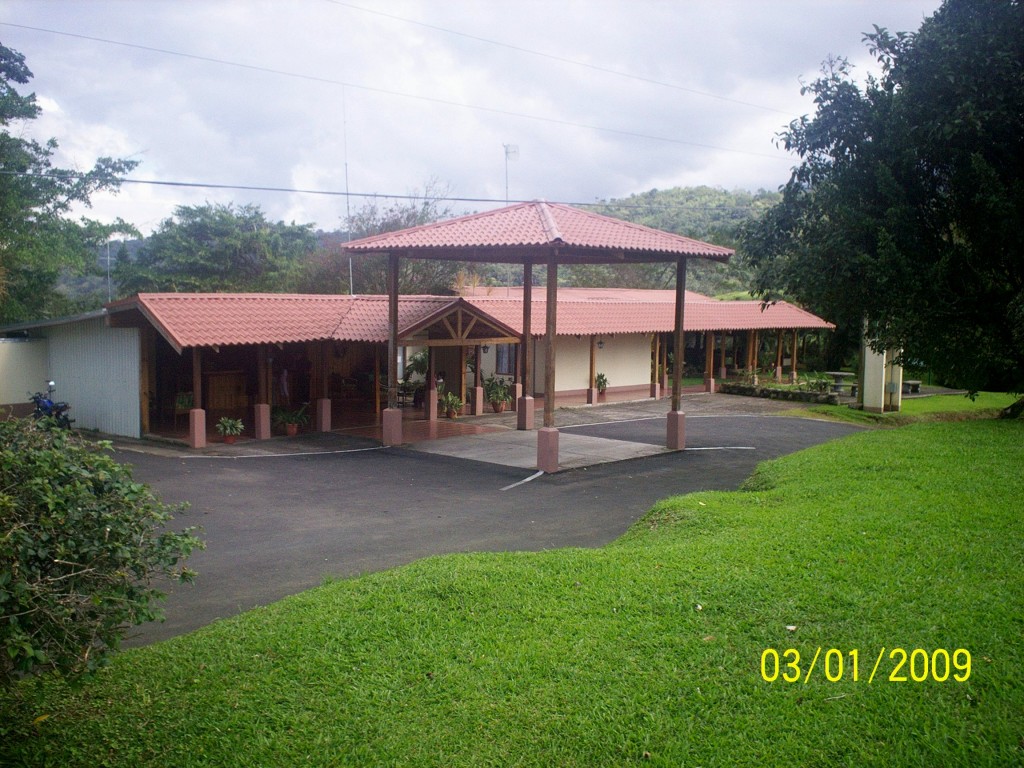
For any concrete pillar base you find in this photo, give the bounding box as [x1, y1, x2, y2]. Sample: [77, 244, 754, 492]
[426, 386, 438, 421]
[382, 407, 403, 446]
[775, 366, 783, 383]
[586, 387, 599, 404]
[472, 386, 485, 416]
[704, 377, 715, 394]
[517, 395, 534, 430]
[188, 408, 207, 449]
[511, 383, 522, 412]
[537, 427, 559, 473]
[667, 410, 686, 450]
[316, 398, 331, 432]
[650, 382, 661, 399]
[719, 366, 727, 380]
[254, 403, 271, 440]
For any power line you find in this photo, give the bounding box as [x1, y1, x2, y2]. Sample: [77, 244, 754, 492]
[326, 0, 794, 116]
[1, 21, 790, 162]
[0, 169, 779, 214]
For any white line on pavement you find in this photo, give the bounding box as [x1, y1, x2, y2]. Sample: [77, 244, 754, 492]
[501, 470, 545, 491]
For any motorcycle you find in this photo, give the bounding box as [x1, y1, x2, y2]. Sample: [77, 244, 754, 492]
[29, 381, 75, 429]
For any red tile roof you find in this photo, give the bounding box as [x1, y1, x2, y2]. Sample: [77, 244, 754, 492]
[343, 201, 734, 263]
[463, 287, 834, 335]
[106, 288, 832, 352]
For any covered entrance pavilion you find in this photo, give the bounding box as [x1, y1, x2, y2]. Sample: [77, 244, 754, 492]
[105, 293, 521, 447]
[343, 201, 734, 472]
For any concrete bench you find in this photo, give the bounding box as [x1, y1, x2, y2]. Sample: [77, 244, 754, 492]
[903, 380, 922, 394]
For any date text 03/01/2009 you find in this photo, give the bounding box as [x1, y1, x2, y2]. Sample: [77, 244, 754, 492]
[760, 648, 971, 684]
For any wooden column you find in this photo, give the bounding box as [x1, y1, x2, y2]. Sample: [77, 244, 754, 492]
[381, 253, 402, 445]
[791, 329, 799, 383]
[650, 333, 660, 398]
[704, 332, 715, 392]
[537, 255, 559, 473]
[192, 347, 203, 408]
[518, 260, 534, 430]
[587, 334, 598, 404]
[374, 345, 381, 414]
[668, 256, 687, 449]
[459, 344, 468, 414]
[189, 347, 206, 449]
[543, 258, 558, 428]
[775, 329, 784, 383]
[671, 258, 687, 411]
[472, 344, 484, 416]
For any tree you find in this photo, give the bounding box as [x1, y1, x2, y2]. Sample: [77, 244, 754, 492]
[742, 0, 1024, 402]
[0, 419, 202, 685]
[116, 202, 317, 294]
[307, 180, 468, 295]
[0, 43, 138, 323]
[570, 186, 780, 296]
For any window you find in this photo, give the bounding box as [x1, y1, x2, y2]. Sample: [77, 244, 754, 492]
[495, 343, 517, 376]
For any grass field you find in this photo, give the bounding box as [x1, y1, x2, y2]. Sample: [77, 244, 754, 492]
[2, 418, 1022, 766]
[788, 391, 1019, 427]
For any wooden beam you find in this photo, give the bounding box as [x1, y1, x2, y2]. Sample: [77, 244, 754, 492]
[192, 347, 203, 409]
[672, 256, 687, 410]
[387, 253, 399, 409]
[257, 346, 268, 402]
[522, 261, 533, 394]
[544, 257, 557, 427]
[589, 335, 597, 388]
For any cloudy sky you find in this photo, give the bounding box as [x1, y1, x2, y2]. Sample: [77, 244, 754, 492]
[2, 0, 942, 234]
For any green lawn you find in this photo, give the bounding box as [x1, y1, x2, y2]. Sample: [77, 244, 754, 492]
[3, 419, 1022, 766]
[788, 391, 1019, 426]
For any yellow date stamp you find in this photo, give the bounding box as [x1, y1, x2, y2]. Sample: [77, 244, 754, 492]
[760, 647, 971, 684]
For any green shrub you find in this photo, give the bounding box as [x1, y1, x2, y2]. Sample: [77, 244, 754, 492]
[0, 419, 202, 686]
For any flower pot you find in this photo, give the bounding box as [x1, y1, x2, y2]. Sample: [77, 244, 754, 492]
[223, 435, 237, 445]
[490, 400, 507, 413]
[446, 409, 459, 420]
[285, 423, 298, 436]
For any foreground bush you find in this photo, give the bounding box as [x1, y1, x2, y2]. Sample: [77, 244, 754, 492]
[0, 418, 202, 686]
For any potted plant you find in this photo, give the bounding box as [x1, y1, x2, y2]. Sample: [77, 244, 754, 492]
[272, 404, 309, 436]
[483, 373, 512, 413]
[215, 416, 244, 444]
[595, 372, 609, 395]
[439, 390, 463, 419]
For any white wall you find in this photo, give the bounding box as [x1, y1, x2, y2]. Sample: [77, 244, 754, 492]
[44, 318, 141, 437]
[862, 344, 903, 413]
[0, 338, 49, 407]
[483, 334, 653, 395]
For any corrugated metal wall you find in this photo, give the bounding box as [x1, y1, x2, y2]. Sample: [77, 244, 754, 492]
[44, 318, 141, 437]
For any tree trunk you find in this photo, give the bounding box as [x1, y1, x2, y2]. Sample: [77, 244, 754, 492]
[999, 396, 1024, 419]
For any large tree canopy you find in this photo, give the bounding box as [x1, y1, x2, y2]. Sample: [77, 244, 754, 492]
[573, 186, 779, 295]
[116, 202, 317, 294]
[0, 42, 137, 323]
[742, 0, 1024, 395]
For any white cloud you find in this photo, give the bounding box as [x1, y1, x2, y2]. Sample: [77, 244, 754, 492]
[0, 0, 943, 233]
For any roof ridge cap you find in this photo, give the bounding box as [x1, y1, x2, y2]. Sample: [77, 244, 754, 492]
[535, 200, 562, 243]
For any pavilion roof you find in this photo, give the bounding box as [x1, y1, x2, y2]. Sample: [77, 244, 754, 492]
[342, 201, 734, 264]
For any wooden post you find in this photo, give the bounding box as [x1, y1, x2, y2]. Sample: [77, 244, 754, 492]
[192, 347, 203, 409]
[587, 334, 598, 404]
[518, 260, 534, 430]
[668, 256, 687, 449]
[704, 332, 715, 392]
[775, 329, 784, 383]
[537, 255, 560, 474]
[543, 258, 557, 428]
[791, 329, 799, 383]
[374, 345, 381, 414]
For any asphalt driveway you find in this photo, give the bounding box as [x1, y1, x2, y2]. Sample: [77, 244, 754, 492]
[120, 398, 864, 645]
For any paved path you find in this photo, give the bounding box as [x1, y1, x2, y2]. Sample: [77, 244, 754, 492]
[117, 393, 863, 646]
